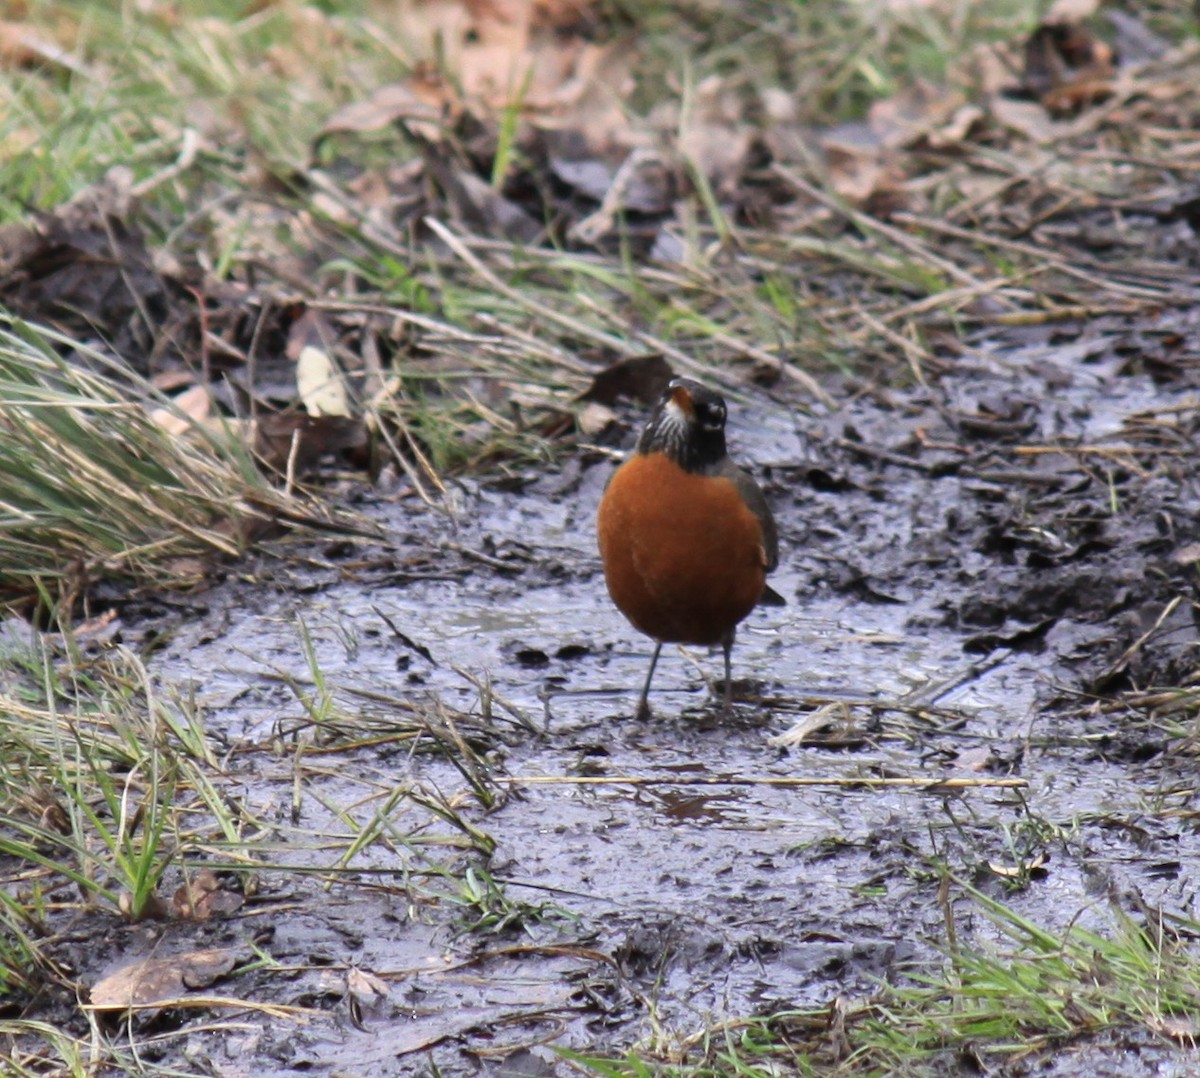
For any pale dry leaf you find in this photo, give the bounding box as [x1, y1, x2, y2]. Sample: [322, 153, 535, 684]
[150, 369, 198, 392]
[310, 190, 357, 227]
[347, 967, 391, 1004]
[264, 4, 344, 85]
[156, 556, 210, 586]
[985, 852, 1047, 879]
[1173, 542, 1200, 565]
[925, 103, 985, 149]
[950, 746, 993, 772]
[369, 0, 470, 55]
[954, 40, 1023, 98]
[1046, 0, 1100, 22]
[676, 74, 753, 197]
[824, 145, 889, 206]
[297, 345, 352, 418]
[150, 384, 211, 437]
[868, 82, 975, 150]
[346, 169, 393, 210]
[321, 82, 447, 141]
[989, 96, 1066, 144]
[767, 704, 842, 747]
[75, 608, 120, 638]
[577, 401, 616, 436]
[1148, 1015, 1200, 1041]
[816, 120, 906, 208]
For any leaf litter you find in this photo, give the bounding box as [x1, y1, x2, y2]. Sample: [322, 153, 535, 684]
[3, 1, 1200, 1074]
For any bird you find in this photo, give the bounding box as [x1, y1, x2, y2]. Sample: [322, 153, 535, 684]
[596, 376, 779, 719]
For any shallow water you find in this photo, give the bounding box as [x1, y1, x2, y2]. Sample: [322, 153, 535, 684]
[109, 314, 1200, 1073]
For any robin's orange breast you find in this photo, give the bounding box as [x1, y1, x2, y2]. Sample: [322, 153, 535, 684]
[597, 452, 768, 646]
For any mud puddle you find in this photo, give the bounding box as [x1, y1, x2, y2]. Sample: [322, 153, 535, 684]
[71, 311, 1200, 1074]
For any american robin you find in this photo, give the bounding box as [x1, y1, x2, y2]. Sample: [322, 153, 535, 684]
[596, 377, 779, 718]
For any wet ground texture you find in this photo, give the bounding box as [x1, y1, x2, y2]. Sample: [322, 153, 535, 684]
[38, 305, 1200, 1076]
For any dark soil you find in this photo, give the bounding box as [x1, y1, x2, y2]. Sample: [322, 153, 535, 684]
[23, 309, 1200, 1076]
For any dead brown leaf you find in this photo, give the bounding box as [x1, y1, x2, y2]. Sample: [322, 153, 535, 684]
[578, 354, 673, 406]
[118, 891, 170, 922]
[0, 172, 186, 362]
[0, 19, 91, 76]
[156, 556, 211, 587]
[254, 413, 370, 473]
[11, 784, 71, 836]
[172, 870, 246, 921]
[429, 163, 545, 242]
[348, 0, 609, 123]
[90, 947, 241, 1010]
[324, 1, 650, 222]
[1022, 21, 1116, 115]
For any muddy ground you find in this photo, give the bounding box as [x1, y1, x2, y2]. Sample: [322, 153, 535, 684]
[42, 306, 1200, 1076]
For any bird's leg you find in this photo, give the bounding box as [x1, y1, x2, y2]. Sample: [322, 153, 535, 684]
[721, 631, 735, 714]
[636, 641, 663, 720]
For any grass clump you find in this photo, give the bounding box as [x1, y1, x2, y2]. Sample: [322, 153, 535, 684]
[0, 314, 294, 608]
[0, 623, 513, 1072]
[0, 637, 215, 940]
[567, 876, 1200, 1076]
[855, 881, 1200, 1071]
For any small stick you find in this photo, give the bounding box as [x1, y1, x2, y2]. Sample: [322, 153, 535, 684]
[495, 774, 1026, 790]
[1013, 444, 1181, 458]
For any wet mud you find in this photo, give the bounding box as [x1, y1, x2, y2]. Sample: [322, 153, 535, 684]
[48, 310, 1200, 1074]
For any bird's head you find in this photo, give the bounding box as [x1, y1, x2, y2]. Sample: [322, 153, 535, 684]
[637, 377, 728, 471]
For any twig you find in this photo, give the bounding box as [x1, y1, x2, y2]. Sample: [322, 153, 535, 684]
[130, 127, 200, 198]
[892, 212, 1187, 302]
[705, 327, 834, 407]
[1013, 444, 1182, 457]
[855, 309, 936, 385]
[495, 774, 1026, 790]
[1103, 596, 1184, 682]
[771, 164, 995, 293]
[831, 436, 938, 475]
[423, 217, 634, 355]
